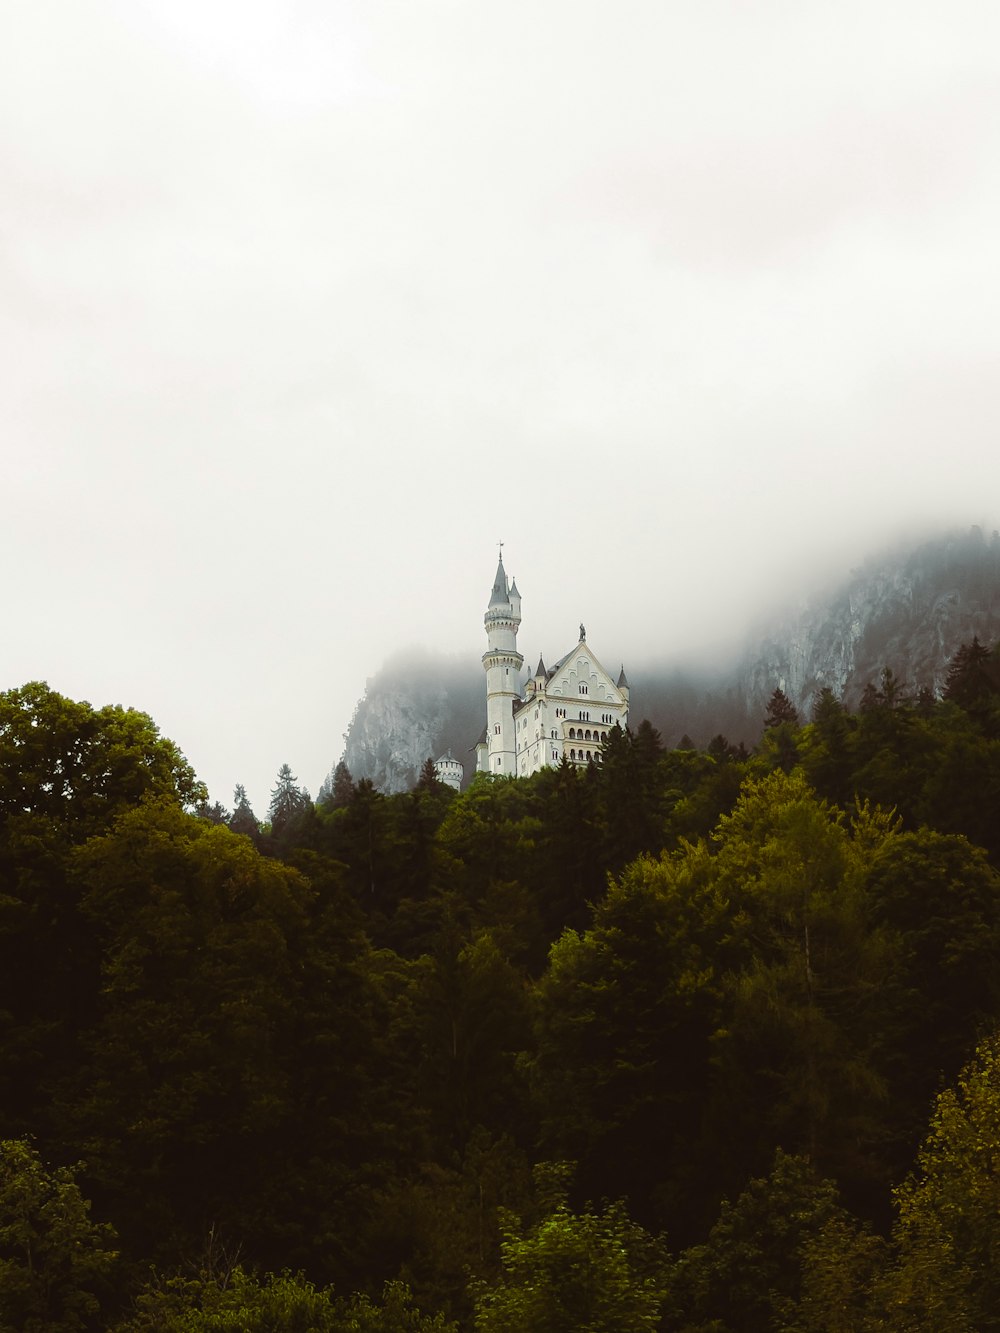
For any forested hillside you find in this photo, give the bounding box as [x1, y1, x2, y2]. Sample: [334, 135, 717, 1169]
[3, 642, 1000, 1330]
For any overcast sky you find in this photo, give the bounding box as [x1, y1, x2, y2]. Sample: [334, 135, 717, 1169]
[4, 1, 999, 813]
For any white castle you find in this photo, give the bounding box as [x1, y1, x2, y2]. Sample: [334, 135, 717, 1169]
[472, 552, 630, 778]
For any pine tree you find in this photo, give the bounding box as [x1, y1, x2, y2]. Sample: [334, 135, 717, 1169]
[229, 784, 260, 840]
[944, 637, 999, 715]
[764, 687, 799, 729]
[319, 760, 356, 811]
[268, 764, 310, 837]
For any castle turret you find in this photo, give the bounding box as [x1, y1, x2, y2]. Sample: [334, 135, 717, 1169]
[433, 751, 464, 791]
[481, 554, 523, 774]
[509, 577, 521, 622]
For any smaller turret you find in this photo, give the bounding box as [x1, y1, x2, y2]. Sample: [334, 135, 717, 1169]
[617, 664, 630, 703]
[434, 752, 464, 791]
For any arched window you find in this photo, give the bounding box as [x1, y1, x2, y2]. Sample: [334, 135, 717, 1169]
[569, 727, 576, 739]
[570, 749, 577, 761]
[585, 729, 591, 740]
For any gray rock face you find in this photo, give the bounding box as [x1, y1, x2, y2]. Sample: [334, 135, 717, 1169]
[341, 685, 450, 794]
[334, 529, 1000, 790]
[740, 528, 1000, 721]
[335, 653, 483, 794]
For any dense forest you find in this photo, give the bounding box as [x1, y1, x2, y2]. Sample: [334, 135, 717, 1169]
[3, 637, 1000, 1329]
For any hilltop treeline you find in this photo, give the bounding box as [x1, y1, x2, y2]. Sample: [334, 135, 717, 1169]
[3, 640, 1000, 1330]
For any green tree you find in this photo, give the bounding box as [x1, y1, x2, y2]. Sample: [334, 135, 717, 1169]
[0, 681, 203, 845]
[0, 1138, 118, 1332]
[878, 1032, 1000, 1330]
[63, 800, 392, 1276]
[765, 688, 800, 729]
[530, 847, 725, 1236]
[415, 928, 531, 1155]
[118, 1267, 455, 1332]
[597, 722, 667, 870]
[228, 784, 260, 841]
[0, 684, 204, 1141]
[319, 761, 356, 811]
[471, 1165, 669, 1333]
[761, 689, 801, 773]
[707, 774, 894, 1199]
[800, 688, 855, 808]
[669, 1151, 862, 1333]
[862, 830, 1000, 1168]
[944, 636, 999, 722]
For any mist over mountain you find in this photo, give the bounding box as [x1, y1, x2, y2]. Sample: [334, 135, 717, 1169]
[332, 527, 1000, 792]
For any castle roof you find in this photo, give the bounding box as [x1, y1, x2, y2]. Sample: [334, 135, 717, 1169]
[617, 665, 630, 688]
[488, 556, 509, 608]
[535, 653, 546, 678]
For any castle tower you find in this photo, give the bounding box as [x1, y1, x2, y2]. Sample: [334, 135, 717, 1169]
[481, 553, 523, 774]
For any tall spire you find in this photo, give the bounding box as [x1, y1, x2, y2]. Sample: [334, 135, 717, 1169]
[488, 555, 509, 608]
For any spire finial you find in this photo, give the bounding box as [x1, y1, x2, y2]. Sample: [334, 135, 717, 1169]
[579, 622, 586, 641]
[497, 538, 504, 560]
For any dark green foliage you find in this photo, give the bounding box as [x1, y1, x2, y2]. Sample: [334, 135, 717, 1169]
[0, 1138, 118, 1332]
[320, 760, 356, 810]
[668, 1151, 856, 1332]
[529, 849, 726, 1237]
[53, 799, 403, 1284]
[761, 689, 801, 772]
[9, 678, 1000, 1328]
[194, 800, 230, 825]
[944, 635, 1000, 722]
[0, 684, 206, 1144]
[861, 830, 1000, 1169]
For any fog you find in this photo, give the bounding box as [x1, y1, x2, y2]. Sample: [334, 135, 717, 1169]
[4, 2, 999, 811]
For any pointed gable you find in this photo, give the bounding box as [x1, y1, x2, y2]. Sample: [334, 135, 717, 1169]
[544, 636, 626, 706]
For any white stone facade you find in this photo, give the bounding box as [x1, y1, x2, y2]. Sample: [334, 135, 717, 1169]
[475, 556, 629, 778]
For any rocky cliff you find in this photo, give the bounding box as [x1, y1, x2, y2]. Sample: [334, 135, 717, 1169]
[330, 652, 483, 795]
[739, 527, 1000, 721]
[333, 528, 1000, 791]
